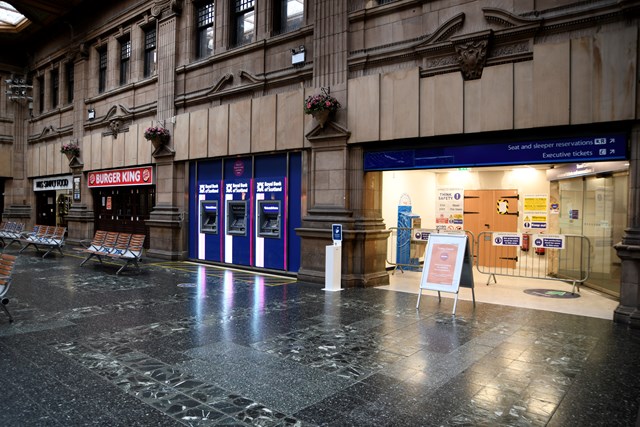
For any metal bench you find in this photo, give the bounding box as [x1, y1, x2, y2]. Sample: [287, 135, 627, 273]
[17, 225, 67, 258]
[80, 231, 145, 274]
[0, 221, 25, 248]
[0, 253, 17, 323]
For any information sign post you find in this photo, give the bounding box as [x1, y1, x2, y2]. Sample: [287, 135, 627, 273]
[323, 224, 343, 292]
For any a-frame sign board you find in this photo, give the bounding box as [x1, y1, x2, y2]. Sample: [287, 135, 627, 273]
[416, 233, 475, 315]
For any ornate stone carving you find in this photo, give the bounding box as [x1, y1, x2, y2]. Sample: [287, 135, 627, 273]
[454, 39, 490, 80]
[206, 73, 234, 95]
[109, 119, 122, 138]
[151, 0, 183, 18]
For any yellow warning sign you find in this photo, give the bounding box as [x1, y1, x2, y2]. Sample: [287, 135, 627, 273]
[524, 196, 547, 212]
[497, 199, 509, 214]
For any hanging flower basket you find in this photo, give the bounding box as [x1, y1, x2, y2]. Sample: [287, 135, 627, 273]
[144, 126, 171, 150]
[311, 110, 331, 127]
[304, 89, 341, 128]
[60, 142, 80, 160]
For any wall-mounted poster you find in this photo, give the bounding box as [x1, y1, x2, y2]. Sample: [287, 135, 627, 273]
[522, 194, 548, 230]
[436, 187, 464, 231]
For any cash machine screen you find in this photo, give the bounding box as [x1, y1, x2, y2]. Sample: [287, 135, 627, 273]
[200, 200, 218, 234]
[257, 200, 280, 238]
[226, 200, 247, 236]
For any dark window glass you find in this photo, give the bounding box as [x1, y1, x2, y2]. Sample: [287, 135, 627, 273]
[66, 62, 74, 103]
[98, 48, 107, 93]
[38, 76, 44, 113]
[143, 28, 156, 77]
[51, 69, 59, 108]
[120, 37, 131, 85]
[196, 2, 214, 58]
[232, 0, 254, 47]
[275, 0, 303, 35]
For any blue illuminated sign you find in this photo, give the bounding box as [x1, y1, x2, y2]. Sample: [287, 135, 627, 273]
[364, 134, 627, 171]
[332, 224, 342, 242]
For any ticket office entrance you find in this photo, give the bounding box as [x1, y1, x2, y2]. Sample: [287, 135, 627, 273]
[370, 133, 629, 298]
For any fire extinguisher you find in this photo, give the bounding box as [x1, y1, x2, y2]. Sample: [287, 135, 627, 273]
[535, 233, 545, 255]
[521, 234, 530, 252]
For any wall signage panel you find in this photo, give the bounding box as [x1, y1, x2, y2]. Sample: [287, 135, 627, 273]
[33, 175, 73, 191]
[88, 166, 154, 187]
[364, 134, 628, 171]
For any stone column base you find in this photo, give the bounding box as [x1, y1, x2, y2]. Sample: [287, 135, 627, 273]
[613, 241, 640, 328]
[2, 204, 32, 221]
[65, 204, 95, 246]
[296, 214, 390, 288]
[146, 204, 185, 260]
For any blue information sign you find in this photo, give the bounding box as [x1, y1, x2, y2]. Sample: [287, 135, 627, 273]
[364, 134, 627, 171]
[332, 224, 342, 242]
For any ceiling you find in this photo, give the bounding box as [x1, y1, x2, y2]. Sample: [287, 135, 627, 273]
[0, 0, 87, 67]
[5, 0, 85, 29]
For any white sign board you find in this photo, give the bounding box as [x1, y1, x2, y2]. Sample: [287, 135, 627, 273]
[532, 234, 565, 249]
[419, 234, 472, 293]
[492, 232, 522, 247]
[412, 228, 432, 242]
[417, 234, 474, 314]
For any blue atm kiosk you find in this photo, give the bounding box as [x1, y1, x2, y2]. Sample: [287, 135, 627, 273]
[189, 153, 302, 273]
[224, 179, 252, 266]
[254, 177, 286, 270]
[191, 160, 223, 262]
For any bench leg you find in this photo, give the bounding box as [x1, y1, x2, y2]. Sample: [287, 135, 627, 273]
[80, 253, 96, 266]
[115, 259, 140, 275]
[115, 261, 129, 275]
[6, 239, 22, 249]
[42, 247, 52, 259]
[1, 298, 13, 323]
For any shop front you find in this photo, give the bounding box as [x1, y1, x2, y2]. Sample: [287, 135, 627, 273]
[87, 166, 155, 248]
[33, 175, 73, 227]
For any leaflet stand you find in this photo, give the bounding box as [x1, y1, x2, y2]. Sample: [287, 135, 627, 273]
[416, 233, 475, 315]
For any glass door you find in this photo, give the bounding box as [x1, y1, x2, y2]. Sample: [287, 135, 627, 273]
[558, 172, 628, 297]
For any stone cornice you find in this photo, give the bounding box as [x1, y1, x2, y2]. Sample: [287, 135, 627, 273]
[348, 1, 634, 78]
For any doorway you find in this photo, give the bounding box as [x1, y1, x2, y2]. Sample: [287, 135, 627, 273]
[557, 172, 627, 297]
[93, 186, 155, 248]
[36, 190, 57, 226]
[464, 189, 518, 268]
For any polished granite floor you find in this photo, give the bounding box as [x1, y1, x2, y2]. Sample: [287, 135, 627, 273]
[1, 246, 639, 426]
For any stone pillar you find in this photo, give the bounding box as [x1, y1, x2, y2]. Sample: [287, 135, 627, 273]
[65, 50, 94, 245]
[296, 0, 388, 287]
[145, 6, 185, 260]
[614, 126, 640, 328]
[65, 160, 93, 246]
[2, 91, 32, 224]
[297, 122, 389, 288]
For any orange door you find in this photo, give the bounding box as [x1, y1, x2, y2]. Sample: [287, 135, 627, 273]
[464, 189, 518, 268]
